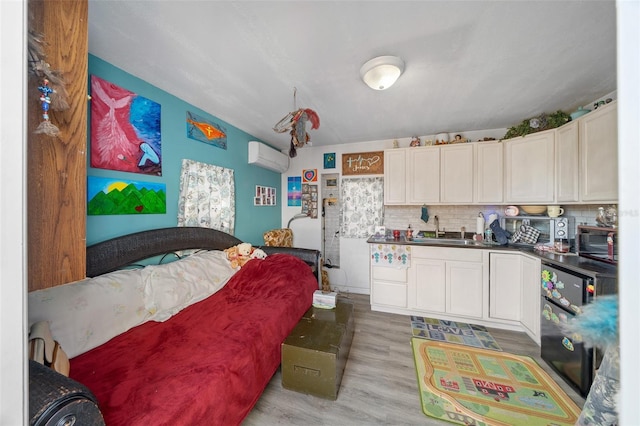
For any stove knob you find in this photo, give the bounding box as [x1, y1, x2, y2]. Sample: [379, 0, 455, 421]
[557, 230, 566, 237]
[557, 221, 566, 228]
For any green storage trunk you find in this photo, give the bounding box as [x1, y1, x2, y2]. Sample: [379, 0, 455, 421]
[281, 300, 354, 400]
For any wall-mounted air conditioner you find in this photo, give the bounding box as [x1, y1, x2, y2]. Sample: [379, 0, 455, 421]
[248, 141, 290, 173]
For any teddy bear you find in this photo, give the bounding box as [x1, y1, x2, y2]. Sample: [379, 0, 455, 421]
[224, 243, 267, 268]
[250, 248, 267, 260]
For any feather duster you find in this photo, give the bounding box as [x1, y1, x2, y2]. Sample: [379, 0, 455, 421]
[561, 295, 618, 350]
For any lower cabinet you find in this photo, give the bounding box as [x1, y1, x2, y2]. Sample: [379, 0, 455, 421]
[410, 247, 485, 319]
[520, 255, 541, 344]
[369, 244, 541, 344]
[489, 252, 541, 343]
[370, 265, 408, 308]
[489, 252, 522, 321]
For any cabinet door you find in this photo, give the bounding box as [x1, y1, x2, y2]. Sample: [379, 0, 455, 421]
[555, 121, 580, 202]
[407, 147, 440, 204]
[475, 142, 503, 203]
[412, 258, 446, 313]
[489, 253, 522, 321]
[371, 266, 408, 308]
[440, 144, 474, 203]
[447, 261, 483, 318]
[520, 255, 541, 344]
[384, 149, 407, 204]
[504, 131, 555, 203]
[580, 102, 618, 202]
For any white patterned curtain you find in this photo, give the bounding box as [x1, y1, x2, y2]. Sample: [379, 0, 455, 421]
[340, 177, 384, 238]
[177, 159, 235, 234]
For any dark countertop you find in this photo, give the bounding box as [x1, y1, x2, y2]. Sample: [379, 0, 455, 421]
[367, 236, 617, 277]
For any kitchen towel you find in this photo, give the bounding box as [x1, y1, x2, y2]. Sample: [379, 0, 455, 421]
[421, 205, 429, 224]
[490, 220, 511, 245]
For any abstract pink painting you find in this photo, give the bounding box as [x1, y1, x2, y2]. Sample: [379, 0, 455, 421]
[90, 75, 162, 175]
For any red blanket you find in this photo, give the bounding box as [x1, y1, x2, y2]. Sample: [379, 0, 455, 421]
[70, 254, 317, 425]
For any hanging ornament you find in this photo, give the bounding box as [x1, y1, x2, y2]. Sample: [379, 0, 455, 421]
[34, 78, 60, 136]
[273, 88, 320, 157]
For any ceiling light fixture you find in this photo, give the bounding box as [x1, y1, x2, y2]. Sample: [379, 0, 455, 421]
[360, 55, 405, 90]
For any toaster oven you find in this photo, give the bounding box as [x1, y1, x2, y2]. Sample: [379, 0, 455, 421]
[500, 216, 575, 246]
[577, 225, 617, 264]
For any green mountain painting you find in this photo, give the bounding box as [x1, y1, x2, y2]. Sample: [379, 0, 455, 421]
[87, 176, 166, 215]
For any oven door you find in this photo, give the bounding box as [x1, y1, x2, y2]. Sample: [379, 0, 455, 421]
[540, 297, 594, 397]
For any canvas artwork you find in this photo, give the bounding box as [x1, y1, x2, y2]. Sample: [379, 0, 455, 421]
[90, 75, 162, 175]
[186, 111, 227, 149]
[323, 152, 336, 169]
[87, 176, 166, 215]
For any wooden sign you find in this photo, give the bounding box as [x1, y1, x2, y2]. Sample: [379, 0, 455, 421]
[341, 151, 384, 175]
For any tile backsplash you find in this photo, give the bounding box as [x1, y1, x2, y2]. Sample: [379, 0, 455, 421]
[384, 204, 616, 236]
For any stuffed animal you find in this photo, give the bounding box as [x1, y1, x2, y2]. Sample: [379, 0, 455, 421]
[224, 244, 268, 268]
[251, 248, 267, 260]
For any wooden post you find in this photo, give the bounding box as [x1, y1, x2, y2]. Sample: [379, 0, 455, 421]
[27, 0, 88, 290]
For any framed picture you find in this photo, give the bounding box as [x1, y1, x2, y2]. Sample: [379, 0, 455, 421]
[324, 152, 336, 169]
[254, 185, 276, 206]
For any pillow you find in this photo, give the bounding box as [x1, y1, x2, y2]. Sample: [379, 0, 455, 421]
[28, 268, 149, 358]
[142, 250, 236, 322]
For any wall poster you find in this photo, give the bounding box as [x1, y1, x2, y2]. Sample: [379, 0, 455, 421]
[287, 176, 302, 206]
[341, 151, 384, 175]
[90, 75, 162, 175]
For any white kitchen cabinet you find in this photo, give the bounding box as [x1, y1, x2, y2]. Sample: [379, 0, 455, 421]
[580, 101, 618, 202]
[383, 149, 407, 204]
[384, 147, 439, 205]
[520, 254, 541, 344]
[489, 252, 522, 321]
[555, 120, 580, 202]
[410, 247, 485, 319]
[447, 260, 484, 318]
[504, 130, 555, 203]
[475, 141, 503, 203]
[440, 144, 474, 203]
[412, 258, 446, 313]
[370, 265, 408, 308]
[407, 147, 440, 203]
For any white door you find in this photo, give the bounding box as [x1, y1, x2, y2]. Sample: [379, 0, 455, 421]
[441, 144, 474, 203]
[489, 252, 522, 321]
[504, 131, 555, 203]
[383, 149, 407, 204]
[413, 258, 446, 313]
[408, 147, 440, 204]
[447, 261, 483, 318]
[476, 142, 504, 203]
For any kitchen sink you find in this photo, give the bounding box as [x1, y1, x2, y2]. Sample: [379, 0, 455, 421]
[410, 237, 482, 246]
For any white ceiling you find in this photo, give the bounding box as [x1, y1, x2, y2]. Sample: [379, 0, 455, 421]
[88, 1, 616, 152]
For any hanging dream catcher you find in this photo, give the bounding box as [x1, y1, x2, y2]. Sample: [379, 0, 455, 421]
[273, 88, 320, 158]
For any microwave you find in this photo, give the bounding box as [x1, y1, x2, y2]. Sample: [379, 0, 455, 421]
[577, 225, 617, 264]
[500, 216, 575, 246]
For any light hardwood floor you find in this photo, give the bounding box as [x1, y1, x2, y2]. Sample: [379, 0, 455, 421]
[243, 293, 585, 425]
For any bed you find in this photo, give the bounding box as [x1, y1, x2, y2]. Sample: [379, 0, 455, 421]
[28, 227, 320, 425]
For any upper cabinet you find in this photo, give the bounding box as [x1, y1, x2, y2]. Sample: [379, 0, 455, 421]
[383, 149, 408, 204]
[475, 141, 504, 203]
[579, 101, 618, 202]
[384, 102, 618, 206]
[384, 147, 439, 205]
[408, 147, 440, 203]
[555, 120, 580, 202]
[440, 144, 474, 203]
[504, 130, 555, 203]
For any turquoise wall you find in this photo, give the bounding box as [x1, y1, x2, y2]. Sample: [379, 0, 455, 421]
[86, 55, 281, 245]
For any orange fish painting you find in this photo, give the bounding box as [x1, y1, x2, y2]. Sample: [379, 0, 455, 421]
[186, 111, 227, 149]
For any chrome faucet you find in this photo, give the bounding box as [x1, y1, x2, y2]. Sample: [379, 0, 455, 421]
[434, 215, 439, 238]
